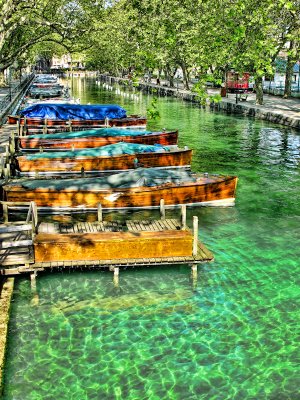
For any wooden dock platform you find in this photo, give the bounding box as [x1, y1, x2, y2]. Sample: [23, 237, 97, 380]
[0, 202, 214, 276]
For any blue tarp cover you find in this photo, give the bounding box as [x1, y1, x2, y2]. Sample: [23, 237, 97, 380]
[26, 128, 153, 140]
[20, 104, 127, 120]
[19, 168, 196, 190]
[24, 142, 168, 159]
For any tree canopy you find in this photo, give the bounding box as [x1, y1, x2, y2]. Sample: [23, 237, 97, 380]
[1, 0, 299, 101]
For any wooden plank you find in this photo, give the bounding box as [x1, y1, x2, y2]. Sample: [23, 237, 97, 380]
[149, 220, 160, 231]
[164, 219, 177, 230]
[169, 219, 181, 229]
[0, 224, 32, 233]
[72, 223, 79, 233]
[156, 219, 168, 231]
[88, 222, 97, 233]
[126, 221, 136, 232]
[83, 222, 91, 233]
[1, 239, 33, 249]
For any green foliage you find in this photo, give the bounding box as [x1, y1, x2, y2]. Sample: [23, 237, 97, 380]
[192, 75, 222, 106]
[1, 0, 300, 105]
[147, 97, 160, 119]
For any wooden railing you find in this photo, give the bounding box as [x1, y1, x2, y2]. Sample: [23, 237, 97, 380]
[0, 201, 37, 267]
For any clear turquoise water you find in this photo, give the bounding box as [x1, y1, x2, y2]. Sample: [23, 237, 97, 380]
[3, 78, 300, 399]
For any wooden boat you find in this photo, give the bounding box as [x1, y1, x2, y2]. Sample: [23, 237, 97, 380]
[8, 103, 146, 128]
[15, 143, 192, 174]
[3, 168, 238, 210]
[18, 129, 178, 150]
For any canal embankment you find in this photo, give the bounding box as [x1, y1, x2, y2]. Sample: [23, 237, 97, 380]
[0, 75, 34, 126]
[99, 75, 300, 130]
[0, 277, 14, 396]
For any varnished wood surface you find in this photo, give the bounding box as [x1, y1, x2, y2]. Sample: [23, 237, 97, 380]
[34, 230, 194, 262]
[0, 218, 214, 269]
[34, 219, 193, 262]
[3, 176, 238, 208]
[8, 115, 147, 127]
[16, 149, 192, 172]
[19, 131, 179, 149]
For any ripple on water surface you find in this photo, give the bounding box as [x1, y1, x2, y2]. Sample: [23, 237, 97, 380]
[3, 79, 300, 399]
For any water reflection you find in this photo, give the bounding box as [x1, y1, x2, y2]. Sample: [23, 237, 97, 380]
[3, 78, 300, 400]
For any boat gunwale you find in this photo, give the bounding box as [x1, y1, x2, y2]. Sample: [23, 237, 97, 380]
[3, 175, 238, 193]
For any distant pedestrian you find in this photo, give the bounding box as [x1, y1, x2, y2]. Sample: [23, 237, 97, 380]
[156, 78, 160, 85]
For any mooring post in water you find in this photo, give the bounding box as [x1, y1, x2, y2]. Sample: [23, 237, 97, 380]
[193, 216, 198, 256]
[5, 145, 9, 163]
[30, 270, 37, 292]
[191, 264, 198, 290]
[9, 132, 15, 154]
[2, 202, 8, 223]
[43, 118, 48, 134]
[181, 204, 187, 229]
[113, 267, 119, 287]
[0, 154, 4, 177]
[31, 201, 38, 233]
[160, 199, 165, 220]
[23, 116, 27, 134]
[4, 163, 10, 182]
[30, 270, 40, 306]
[97, 203, 103, 222]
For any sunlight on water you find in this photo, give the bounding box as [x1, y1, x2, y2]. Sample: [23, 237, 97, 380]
[3, 78, 300, 399]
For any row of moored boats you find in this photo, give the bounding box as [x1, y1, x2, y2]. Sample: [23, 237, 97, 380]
[3, 74, 238, 212]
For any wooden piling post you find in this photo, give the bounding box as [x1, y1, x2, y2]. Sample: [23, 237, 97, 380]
[97, 203, 103, 222]
[113, 267, 119, 287]
[4, 164, 10, 182]
[5, 145, 9, 163]
[43, 118, 48, 134]
[2, 202, 8, 223]
[191, 264, 198, 290]
[181, 204, 186, 229]
[9, 132, 15, 154]
[0, 154, 4, 177]
[160, 199, 165, 220]
[24, 117, 27, 134]
[31, 201, 38, 233]
[68, 119, 72, 132]
[193, 216, 198, 256]
[30, 271, 37, 292]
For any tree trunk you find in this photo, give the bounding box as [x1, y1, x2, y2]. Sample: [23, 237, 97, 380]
[0, 70, 5, 86]
[181, 64, 189, 90]
[283, 42, 296, 98]
[165, 66, 175, 87]
[255, 76, 263, 105]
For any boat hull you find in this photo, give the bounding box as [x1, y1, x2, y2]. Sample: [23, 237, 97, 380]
[8, 115, 147, 128]
[19, 131, 179, 149]
[3, 176, 238, 209]
[16, 149, 192, 172]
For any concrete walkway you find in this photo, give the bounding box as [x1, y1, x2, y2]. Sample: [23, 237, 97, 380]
[137, 77, 300, 130]
[0, 79, 22, 102]
[210, 90, 300, 129]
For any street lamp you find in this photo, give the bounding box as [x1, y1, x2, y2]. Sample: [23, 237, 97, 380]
[297, 62, 300, 93]
[8, 67, 12, 101]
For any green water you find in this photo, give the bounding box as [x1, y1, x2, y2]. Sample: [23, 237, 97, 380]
[3, 78, 300, 399]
